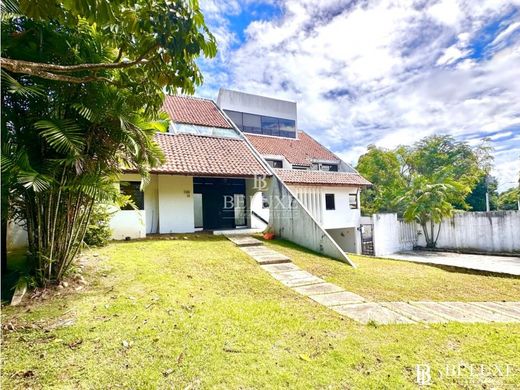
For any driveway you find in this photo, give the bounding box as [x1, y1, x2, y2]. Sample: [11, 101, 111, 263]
[382, 251, 520, 276]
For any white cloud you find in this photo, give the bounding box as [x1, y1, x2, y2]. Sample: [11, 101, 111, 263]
[200, 0, 520, 190]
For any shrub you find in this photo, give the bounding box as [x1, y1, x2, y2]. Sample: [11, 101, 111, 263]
[84, 206, 113, 247]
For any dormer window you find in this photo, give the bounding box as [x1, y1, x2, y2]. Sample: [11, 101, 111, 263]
[311, 163, 338, 171]
[266, 159, 283, 168]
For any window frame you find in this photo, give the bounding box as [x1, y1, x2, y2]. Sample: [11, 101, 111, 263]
[325, 193, 335, 210]
[349, 193, 358, 209]
[266, 159, 283, 168]
[120, 181, 144, 210]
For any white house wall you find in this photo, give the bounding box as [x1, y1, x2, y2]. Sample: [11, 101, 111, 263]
[287, 185, 361, 229]
[158, 175, 194, 233]
[118, 173, 159, 234]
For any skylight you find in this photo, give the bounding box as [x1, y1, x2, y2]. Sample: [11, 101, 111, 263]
[171, 123, 241, 139]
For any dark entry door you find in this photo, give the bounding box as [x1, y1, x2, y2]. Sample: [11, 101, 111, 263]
[194, 178, 246, 230]
[202, 191, 235, 230]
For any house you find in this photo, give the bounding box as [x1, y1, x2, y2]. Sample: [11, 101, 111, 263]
[111, 89, 370, 257]
[112, 95, 271, 238]
[217, 89, 371, 253]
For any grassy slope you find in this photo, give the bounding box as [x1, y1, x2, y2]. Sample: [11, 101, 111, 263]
[1, 236, 519, 389]
[262, 238, 520, 302]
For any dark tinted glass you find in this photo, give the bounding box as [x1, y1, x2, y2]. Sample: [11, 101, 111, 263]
[224, 110, 243, 128]
[321, 164, 338, 172]
[266, 159, 283, 168]
[325, 194, 335, 210]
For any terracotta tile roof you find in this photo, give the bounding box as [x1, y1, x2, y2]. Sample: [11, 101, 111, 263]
[274, 169, 371, 186]
[162, 95, 232, 128]
[245, 131, 339, 166]
[150, 133, 270, 177]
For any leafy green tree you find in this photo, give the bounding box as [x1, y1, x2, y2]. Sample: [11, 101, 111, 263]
[356, 145, 407, 215]
[498, 188, 520, 210]
[466, 175, 499, 211]
[1, 0, 216, 283]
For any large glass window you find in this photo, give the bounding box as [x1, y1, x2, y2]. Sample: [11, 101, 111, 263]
[225, 110, 242, 128]
[243, 113, 261, 133]
[120, 181, 144, 210]
[224, 109, 296, 138]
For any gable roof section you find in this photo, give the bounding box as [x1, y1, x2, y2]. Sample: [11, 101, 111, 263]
[245, 131, 339, 166]
[163, 95, 233, 128]
[275, 169, 371, 186]
[151, 133, 270, 177]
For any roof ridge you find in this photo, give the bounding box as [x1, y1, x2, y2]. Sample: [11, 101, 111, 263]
[164, 94, 215, 102]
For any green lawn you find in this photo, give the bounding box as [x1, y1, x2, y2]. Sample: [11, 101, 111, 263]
[2, 235, 519, 389]
[262, 238, 520, 302]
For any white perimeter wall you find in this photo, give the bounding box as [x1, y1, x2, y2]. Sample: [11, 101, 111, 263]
[416, 211, 520, 253]
[372, 213, 416, 257]
[158, 175, 194, 233]
[372, 211, 520, 255]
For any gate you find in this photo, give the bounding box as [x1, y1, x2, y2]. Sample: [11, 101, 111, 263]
[360, 224, 374, 256]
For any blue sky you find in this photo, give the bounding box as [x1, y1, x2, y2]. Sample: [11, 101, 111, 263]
[198, 0, 520, 191]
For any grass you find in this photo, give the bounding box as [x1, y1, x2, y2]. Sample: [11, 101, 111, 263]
[262, 238, 520, 302]
[2, 234, 519, 389]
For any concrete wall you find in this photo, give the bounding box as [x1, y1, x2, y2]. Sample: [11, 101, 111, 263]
[110, 210, 146, 240]
[372, 213, 416, 256]
[269, 176, 355, 266]
[416, 211, 520, 253]
[371, 211, 520, 255]
[326, 227, 359, 253]
[158, 175, 194, 233]
[217, 88, 297, 122]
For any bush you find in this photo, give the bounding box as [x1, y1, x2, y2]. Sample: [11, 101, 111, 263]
[84, 206, 113, 247]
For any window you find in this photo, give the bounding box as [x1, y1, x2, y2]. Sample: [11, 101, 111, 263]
[261, 116, 279, 136]
[262, 192, 269, 209]
[292, 165, 308, 170]
[311, 163, 320, 171]
[243, 113, 261, 133]
[266, 159, 283, 168]
[325, 193, 335, 210]
[120, 181, 144, 210]
[349, 193, 358, 209]
[223, 110, 296, 138]
[321, 164, 338, 172]
[224, 110, 243, 128]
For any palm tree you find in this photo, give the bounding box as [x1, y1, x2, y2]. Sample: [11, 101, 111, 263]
[2, 73, 165, 284]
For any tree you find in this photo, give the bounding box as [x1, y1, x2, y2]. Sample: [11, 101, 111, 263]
[1, 0, 216, 283]
[357, 135, 493, 248]
[498, 188, 520, 210]
[466, 175, 499, 211]
[399, 175, 469, 248]
[355, 145, 407, 215]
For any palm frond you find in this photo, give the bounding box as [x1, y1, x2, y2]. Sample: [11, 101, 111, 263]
[1, 70, 45, 97]
[35, 119, 85, 155]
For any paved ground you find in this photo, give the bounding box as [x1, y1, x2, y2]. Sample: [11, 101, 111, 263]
[381, 250, 520, 276]
[227, 235, 520, 325]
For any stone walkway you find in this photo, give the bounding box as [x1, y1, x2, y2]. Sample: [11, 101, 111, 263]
[227, 235, 520, 325]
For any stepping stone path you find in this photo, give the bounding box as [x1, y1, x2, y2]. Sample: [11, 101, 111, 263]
[226, 235, 520, 325]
